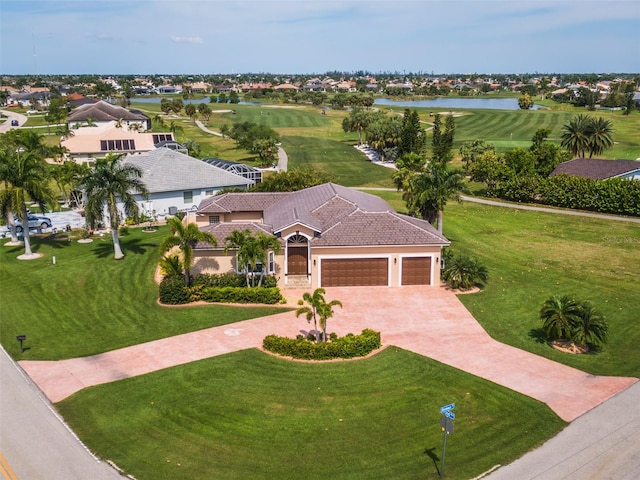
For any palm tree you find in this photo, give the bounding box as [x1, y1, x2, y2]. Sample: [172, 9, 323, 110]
[0, 148, 54, 258]
[159, 217, 217, 285]
[223, 229, 280, 287]
[571, 301, 609, 350]
[224, 229, 253, 286]
[82, 154, 148, 259]
[442, 254, 489, 290]
[586, 117, 614, 157]
[539, 295, 581, 341]
[408, 161, 465, 233]
[560, 114, 591, 158]
[295, 288, 342, 342]
[159, 254, 183, 278]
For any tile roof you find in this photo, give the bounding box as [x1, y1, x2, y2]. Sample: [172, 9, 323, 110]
[61, 124, 159, 155]
[68, 100, 147, 123]
[195, 222, 280, 249]
[195, 183, 449, 247]
[551, 158, 640, 180]
[197, 192, 289, 214]
[122, 149, 254, 193]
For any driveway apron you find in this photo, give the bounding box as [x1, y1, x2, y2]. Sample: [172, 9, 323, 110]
[19, 286, 636, 421]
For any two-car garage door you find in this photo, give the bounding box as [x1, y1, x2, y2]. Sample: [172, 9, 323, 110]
[321, 258, 388, 287]
[319, 256, 432, 287]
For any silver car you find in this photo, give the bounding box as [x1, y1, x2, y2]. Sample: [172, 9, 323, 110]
[14, 214, 52, 232]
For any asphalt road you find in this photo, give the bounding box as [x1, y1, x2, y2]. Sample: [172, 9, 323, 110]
[0, 347, 123, 480]
[485, 381, 640, 480]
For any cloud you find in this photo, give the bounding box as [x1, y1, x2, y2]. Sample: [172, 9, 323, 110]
[170, 35, 204, 45]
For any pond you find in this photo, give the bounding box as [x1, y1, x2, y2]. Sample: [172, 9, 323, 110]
[374, 97, 543, 110]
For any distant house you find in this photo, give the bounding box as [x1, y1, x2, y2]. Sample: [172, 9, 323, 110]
[190, 183, 449, 289]
[68, 100, 149, 131]
[61, 125, 175, 164]
[122, 148, 254, 217]
[551, 158, 640, 181]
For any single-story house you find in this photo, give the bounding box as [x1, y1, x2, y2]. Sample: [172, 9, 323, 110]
[68, 100, 149, 131]
[190, 183, 449, 289]
[551, 158, 640, 181]
[122, 148, 254, 217]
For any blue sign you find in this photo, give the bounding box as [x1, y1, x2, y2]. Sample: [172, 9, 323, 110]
[440, 403, 455, 414]
[443, 410, 455, 420]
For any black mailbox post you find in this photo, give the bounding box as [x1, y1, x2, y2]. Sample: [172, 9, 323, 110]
[16, 335, 26, 353]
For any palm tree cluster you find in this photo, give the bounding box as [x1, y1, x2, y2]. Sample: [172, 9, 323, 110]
[224, 228, 281, 287]
[392, 114, 465, 233]
[160, 217, 217, 285]
[295, 288, 343, 342]
[560, 114, 614, 158]
[539, 294, 609, 351]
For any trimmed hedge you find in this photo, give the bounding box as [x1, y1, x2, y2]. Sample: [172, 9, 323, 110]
[200, 286, 283, 304]
[192, 273, 278, 288]
[495, 175, 640, 216]
[263, 329, 382, 360]
[159, 275, 190, 304]
[159, 276, 283, 305]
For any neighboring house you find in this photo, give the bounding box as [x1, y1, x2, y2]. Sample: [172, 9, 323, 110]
[67, 100, 149, 131]
[551, 158, 640, 180]
[191, 183, 449, 289]
[122, 148, 254, 217]
[61, 124, 175, 164]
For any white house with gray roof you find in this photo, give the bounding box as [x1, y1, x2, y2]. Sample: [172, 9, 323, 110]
[122, 148, 253, 218]
[191, 183, 449, 289]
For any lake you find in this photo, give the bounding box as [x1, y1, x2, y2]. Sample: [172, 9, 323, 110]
[374, 97, 542, 110]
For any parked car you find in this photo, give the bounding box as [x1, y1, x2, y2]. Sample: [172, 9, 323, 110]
[11, 120, 19, 126]
[14, 214, 52, 232]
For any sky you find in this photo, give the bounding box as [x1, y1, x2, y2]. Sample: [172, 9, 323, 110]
[1, 0, 639, 75]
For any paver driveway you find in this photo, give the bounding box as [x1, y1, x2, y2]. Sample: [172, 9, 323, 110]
[20, 286, 636, 421]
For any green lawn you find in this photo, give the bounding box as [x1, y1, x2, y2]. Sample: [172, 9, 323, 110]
[366, 190, 640, 377]
[57, 347, 565, 480]
[0, 227, 288, 360]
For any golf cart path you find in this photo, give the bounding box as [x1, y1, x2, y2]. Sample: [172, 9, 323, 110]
[19, 286, 636, 422]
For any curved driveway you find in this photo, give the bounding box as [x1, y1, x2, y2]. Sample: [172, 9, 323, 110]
[19, 286, 636, 422]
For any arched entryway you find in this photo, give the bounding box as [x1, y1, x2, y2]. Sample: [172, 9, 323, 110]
[287, 234, 309, 276]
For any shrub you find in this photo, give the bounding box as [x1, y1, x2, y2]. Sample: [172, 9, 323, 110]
[192, 273, 278, 288]
[442, 253, 488, 290]
[159, 275, 190, 304]
[200, 286, 283, 304]
[263, 329, 381, 360]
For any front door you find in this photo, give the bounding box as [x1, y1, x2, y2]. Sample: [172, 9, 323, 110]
[287, 235, 308, 275]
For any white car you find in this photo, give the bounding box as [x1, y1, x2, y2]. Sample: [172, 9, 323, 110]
[14, 214, 52, 232]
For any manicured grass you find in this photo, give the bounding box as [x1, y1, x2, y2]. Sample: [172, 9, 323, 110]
[0, 227, 289, 360]
[57, 347, 565, 480]
[365, 190, 640, 377]
[444, 202, 640, 377]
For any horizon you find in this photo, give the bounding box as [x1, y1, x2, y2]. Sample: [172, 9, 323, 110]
[1, 0, 639, 75]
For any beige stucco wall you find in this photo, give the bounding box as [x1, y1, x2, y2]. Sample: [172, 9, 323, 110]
[192, 243, 443, 289]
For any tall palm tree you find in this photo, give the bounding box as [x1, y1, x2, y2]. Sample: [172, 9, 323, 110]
[539, 295, 581, 341]
[223, 229, 280, 287]
[224, 229, 253, 286]
[159, 217, 217, 285]
[560, 114, 591, 158]
[82, 154, 148, 259]
[0, 149, 54, 257]
[252, 231, 281, 286]
[295, 288, 342, 342]
[586, 117, 614, 157]
[408, 161, 465, 233]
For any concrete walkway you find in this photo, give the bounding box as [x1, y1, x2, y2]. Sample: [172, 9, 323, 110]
[19, 286, 636, 422]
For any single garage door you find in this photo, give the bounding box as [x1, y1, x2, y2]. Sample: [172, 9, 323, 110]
[401, 257, 431, 285]
[321, 258, 388, 287]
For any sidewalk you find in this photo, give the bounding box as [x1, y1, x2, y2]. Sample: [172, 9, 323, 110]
[19, 286, 637, 422]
